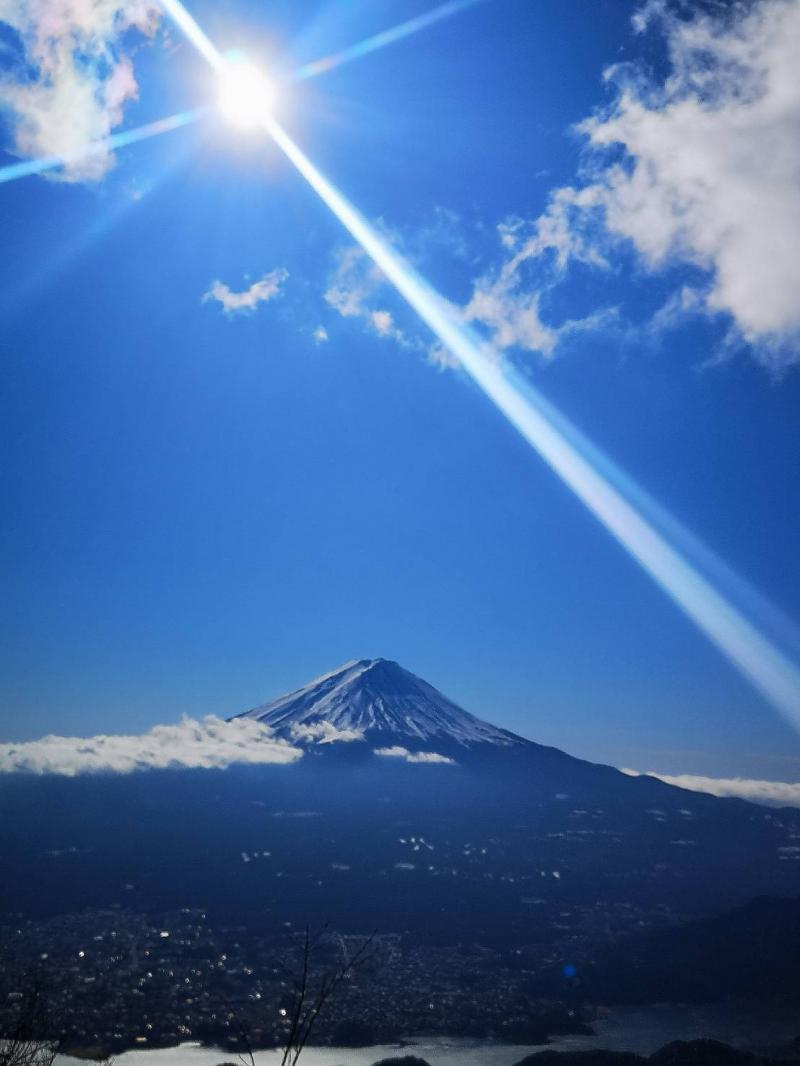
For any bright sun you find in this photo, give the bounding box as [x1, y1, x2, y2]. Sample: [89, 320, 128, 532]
[218, 53, 275, 128]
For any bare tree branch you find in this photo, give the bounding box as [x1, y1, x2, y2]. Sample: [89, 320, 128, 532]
[0, 971, 61, 1066]
[281, 929, 378, 1066]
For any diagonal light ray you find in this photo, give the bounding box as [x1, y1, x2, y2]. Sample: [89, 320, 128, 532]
[291, 0, 487, 83]
[159, 0, 225, 70]
[0, 107, 206, 186]
[164, 0, 800, 728]
[264, 116, 800, 727]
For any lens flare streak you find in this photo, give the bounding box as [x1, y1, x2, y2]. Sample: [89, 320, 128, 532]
[265, 114, 800, 728]
[292, 0, 486, 82]
[163, 0, 800, 727]
[0, 108, 206, 185]
[159, 0, 224, 69]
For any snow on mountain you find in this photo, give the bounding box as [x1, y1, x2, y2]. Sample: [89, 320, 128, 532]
[232, 658, 525, 748]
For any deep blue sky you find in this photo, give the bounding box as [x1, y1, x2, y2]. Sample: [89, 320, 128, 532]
[2, 0, 800, 779]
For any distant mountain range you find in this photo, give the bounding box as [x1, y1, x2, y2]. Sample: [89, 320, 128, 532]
[587, 893, 800, 1004]
[3, 658, 800, 954]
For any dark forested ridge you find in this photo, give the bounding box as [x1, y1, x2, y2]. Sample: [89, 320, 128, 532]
[2, 745, 800, 939]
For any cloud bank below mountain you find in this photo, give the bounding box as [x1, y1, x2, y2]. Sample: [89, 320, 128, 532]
[375, 745, 456, 765]
[0, 716, 302, 776]
[624, 767, 800, 808]
[289, 720, 364, 744]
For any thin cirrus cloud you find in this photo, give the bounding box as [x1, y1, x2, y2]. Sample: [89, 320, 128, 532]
[0, 716, 302, 776]
[468, 0, 800, 369]
[202, 269, 289, 315]
[623, 768, 800, 808]
[0, 0, 161, 183]
[375, 745, 456, 765]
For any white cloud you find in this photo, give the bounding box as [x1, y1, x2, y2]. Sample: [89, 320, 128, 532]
[0, 0, 161, 182]
[427, 342, 460, 372]
[580, 0, 800, 360]
[374, 745, 456, 765]
[324, 246, 377, 319]
[464, 253, 621, 358]
[369, 309, 399, 339]
[324, 246, 412, 346]
[464, 185, 618, 358]
[312, 326, 329, 344]
[465, 275, 557, 357]
[469, 0, 800, 368]
[0, 716, 302, 776]
[494, 186, 609, 276]
[622, 767, 800, 808]
[203, 269, 288, 315]
[289, 721, 364, 745]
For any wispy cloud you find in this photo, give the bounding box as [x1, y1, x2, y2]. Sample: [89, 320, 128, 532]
[324, 246, 378, 318]
[427, 342, 460, 372]
[312, 325, 329, 344]
[0, 0, 161, 182]
[324, 246, 412, 346]
[465, 276, 557, 357]
[0, 716, 302, 776]
[623, 767, 800, 808]
[469, 0, 800, 369]
[463, 181, 616, 358]
[375, 745, 456, 765]
[203, 269, 289, 315]
[324, 242, 464, 371]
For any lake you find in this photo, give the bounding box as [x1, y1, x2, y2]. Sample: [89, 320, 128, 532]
[55, 1002, 800, 1066]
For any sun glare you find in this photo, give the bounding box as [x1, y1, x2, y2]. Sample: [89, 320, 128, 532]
[218, 53, 274, 127]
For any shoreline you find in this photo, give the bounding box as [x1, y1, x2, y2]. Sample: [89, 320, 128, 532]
[58, 1033, 566, 1062]
[53, 1002, 800, 1065]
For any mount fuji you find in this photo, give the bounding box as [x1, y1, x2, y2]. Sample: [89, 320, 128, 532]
[232, 657, 523, 752]
[3, 657, 800, 947]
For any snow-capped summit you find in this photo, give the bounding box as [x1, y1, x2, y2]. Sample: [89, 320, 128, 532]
[232, 658, 525, 748]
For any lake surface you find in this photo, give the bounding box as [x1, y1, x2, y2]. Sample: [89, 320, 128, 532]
[55, 1003, 800, 1066]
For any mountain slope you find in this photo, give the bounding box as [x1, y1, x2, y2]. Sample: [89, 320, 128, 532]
[3, 658, 800, 946]
[232, 657, 524, 749]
